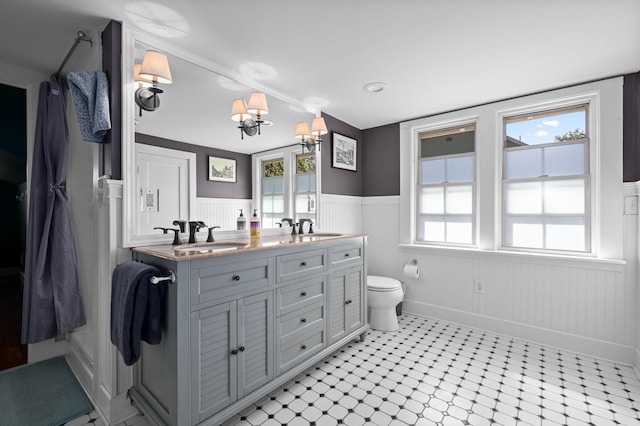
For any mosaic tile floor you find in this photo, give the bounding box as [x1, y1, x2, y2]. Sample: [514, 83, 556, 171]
[72, 314, 640, 425]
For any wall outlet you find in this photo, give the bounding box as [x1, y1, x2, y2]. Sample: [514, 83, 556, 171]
[474, 279, 485, 294]
[624, 195, 638, 215]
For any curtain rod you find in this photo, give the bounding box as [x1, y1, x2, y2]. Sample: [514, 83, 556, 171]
[52, 30, 93, 80]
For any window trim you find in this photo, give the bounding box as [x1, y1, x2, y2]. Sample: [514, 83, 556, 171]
[412, 117, 479, 248]
[400, 77, 623, 261]
[498, 99, 596, 256]
[252, 144, 322, 231]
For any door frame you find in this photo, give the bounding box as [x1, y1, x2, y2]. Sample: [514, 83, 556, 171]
[134, 143, 197, 245]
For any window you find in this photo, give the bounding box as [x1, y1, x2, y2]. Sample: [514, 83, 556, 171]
[253, 145, 321, 230]
[261, 158, 284, 228]
[502, 105, 589, 252]
[417, 124, 475, 245]
[402, 78, 620, 259]
[294, 153, 317, 224]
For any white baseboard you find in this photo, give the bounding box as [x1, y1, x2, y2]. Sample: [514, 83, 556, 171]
[67, 336, 139, 425]
[403, 300, 635, 366]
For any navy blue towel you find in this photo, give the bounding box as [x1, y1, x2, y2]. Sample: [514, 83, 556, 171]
[110, 262, 165, 366]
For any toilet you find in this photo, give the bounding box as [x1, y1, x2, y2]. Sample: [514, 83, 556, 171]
[367, 275, 405, 331]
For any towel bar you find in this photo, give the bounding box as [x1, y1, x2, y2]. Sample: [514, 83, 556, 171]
[150, 270, 175, 285]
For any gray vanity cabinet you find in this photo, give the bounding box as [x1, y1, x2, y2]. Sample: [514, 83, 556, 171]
[190, 291, 273, 423]
[130, 236, 367, 426]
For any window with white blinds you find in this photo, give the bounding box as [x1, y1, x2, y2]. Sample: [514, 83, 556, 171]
[417, 124, 476, 245]
[502, 105, 589, 252]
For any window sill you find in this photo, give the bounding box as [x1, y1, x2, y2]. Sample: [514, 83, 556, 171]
[398, 243, 625, 271]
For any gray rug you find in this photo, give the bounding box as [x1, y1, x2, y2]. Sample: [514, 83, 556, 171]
[0, 356, 93, 426]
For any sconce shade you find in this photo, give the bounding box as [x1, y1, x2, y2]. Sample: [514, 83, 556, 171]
[295, 122, 311, 140]
[134, 64, 153, 85]
[139, 51, 173, 84]
[246, 92, 269, 115]
[231, 99, 251, 122]
[311, 117, 328, 137]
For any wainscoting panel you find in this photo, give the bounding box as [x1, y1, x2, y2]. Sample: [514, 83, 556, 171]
[196, 198, 252, 232]
[362, 195, 635, 364]
[318, 194, 363, 235]
[361, 197, 403, 277]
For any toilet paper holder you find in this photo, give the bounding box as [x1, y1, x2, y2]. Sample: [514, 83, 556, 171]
[403, 259, 420, 279]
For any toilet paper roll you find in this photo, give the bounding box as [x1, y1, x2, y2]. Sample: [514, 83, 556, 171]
[403, 262, 420, 279]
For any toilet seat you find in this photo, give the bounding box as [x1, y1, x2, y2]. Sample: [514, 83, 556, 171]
[367, 275, 402, 292]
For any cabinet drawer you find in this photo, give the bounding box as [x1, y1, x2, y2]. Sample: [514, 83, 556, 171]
[278, 303, 324, 341]
[278, 325, 324, 374]
[276, 249, 326, 282]
[330, 243, 363, 268]
[191, 257, 270, 306]
[276, 275, 325, 316]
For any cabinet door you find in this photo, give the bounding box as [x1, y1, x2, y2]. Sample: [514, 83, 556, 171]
[329, 265, 364, 345]
[191, 302, 237, 423]
[345, 265, 364, 334]
[237, 292, 274, 397]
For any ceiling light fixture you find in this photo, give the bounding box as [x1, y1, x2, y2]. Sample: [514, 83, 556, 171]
[230, 92, 269, 139]
[134, 51, 172, 116]
[363, 81, 387, 94]
[296, 116, 328, 153]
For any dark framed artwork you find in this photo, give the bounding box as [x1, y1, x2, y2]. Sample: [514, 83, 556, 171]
[208, 156, 236, 182]
[332, 132, 357, 171]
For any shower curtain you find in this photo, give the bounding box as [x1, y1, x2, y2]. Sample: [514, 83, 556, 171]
[22, 79, 86, 344]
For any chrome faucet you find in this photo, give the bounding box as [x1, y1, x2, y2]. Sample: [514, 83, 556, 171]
[298, 219, 313, 235]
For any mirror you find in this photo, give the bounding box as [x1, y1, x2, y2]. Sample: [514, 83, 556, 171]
[122, 28, 317, 247]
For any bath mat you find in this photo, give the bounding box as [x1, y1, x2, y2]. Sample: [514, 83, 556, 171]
[0, 356, 93, 426]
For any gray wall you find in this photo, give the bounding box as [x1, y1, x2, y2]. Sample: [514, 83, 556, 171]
[136, 133, 252, 199]
[362, 123, 400, 196]
[101, 20, 122, 180]
[624, 72, 640, 182]
[321, 113, 363, 196]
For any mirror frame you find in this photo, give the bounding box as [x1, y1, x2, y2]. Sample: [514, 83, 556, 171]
[121, 24, 321, 247]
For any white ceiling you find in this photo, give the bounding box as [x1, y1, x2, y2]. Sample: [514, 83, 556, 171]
[2, 0, 640, 144]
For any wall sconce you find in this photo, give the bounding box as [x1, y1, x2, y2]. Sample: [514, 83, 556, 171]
[296, 116, 328, 152]
[230, 92, 269, 139]
[134, 51, 172, 115]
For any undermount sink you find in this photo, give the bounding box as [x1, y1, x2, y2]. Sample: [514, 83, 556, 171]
[296, 233, 344, 242]
[174, 242, 246, 253]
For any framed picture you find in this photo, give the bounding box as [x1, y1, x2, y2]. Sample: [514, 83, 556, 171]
[208, 156, 236, 182]
[332, 132, 357, 171]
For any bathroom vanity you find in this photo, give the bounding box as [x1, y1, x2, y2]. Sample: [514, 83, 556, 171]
[129, 234, 368, 426]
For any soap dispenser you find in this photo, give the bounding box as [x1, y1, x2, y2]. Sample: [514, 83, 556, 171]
[250, 209, 261, 237]
[237, 209, 246, 231]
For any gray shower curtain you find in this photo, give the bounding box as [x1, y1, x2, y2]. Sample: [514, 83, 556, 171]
[22, 80, 86, 344]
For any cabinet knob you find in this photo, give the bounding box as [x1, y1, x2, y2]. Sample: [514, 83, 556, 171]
[301, 318, 307, 323]
[300, 261, 307, 267]
[300, 291, 307, 297]
[301, 345, 307, 350]
[345, 253, 350, 257]
[238, 346, 245, 352]
[232, 275, 240, 281]
[231, 349, 238, 355]
[345, 300, 352, 304]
